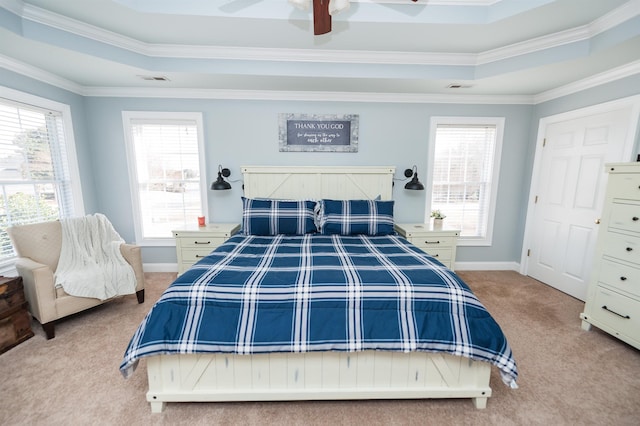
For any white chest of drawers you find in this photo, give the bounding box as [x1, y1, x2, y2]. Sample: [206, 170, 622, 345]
[173, 223, 240, 275]
[580, 163, 640, 349]
[395, 223, 460, 270]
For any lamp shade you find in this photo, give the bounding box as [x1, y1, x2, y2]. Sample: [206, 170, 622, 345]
[211, 166, 231, 190]
[404, 166, 424, 190]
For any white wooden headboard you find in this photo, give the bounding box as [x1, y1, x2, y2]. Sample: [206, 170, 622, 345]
[241, 166, 395, 200]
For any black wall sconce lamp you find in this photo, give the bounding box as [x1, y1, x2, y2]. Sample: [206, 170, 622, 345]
[404, 165, 425, 190]
[211, 165, 232, 190]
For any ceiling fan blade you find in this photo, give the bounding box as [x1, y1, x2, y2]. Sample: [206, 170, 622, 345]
[313, 0, 331, 35]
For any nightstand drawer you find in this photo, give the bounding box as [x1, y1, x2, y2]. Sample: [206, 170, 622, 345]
[181, 248, 216, 263]
[590, 287, 639, 340]
[423, 248, 452, 263]
[173, 223, 240, 275]
[395, 223, 460, 271]
[178, 237, 227, 249]
[409, 236, 456, 249]
[598, 259, 640, 298]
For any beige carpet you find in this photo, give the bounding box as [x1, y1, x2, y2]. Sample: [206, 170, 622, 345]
[1, 271, 638, 426]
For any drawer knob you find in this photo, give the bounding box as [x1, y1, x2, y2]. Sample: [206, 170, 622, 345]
[626, 247, 633, 252]
[601, 305, 630, 319]
[424, 240, 440, 244]
[620, 276, 627, 281]
[633, 217, 639, 222]
[195, 241, 211, 245]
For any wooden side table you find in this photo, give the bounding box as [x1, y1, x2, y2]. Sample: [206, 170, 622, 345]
[173, 223, 240, 275]
[395, 223, 460, 270]
[0, 276, 34, 353]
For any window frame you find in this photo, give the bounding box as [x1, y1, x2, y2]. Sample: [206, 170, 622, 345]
[122, 111, 208, 246]
[425, 116, 505, 247]
[0, 86, 84, 270]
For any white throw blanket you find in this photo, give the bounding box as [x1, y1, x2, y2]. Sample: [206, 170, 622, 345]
[55, 213, 137, 301]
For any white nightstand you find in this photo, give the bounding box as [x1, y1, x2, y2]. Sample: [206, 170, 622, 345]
[173, 223, 240, 274]
[395, 223, 460, 270]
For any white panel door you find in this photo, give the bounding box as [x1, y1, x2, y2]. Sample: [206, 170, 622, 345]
[526, 105, 637, 300]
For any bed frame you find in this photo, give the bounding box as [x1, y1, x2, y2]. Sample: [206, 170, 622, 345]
[145, 166, 493, 412]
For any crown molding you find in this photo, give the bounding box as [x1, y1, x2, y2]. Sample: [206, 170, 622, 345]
[590, 0, 640, 35]
[2, 48, 638, 106]
[478, 26, 591, 65]
[2, 1, 638, 104]
[0, 54, 83, 94]
[533, 60, 640, 104]
[478, 1, 640, 65]
[21, 2, 476, 66]
[0, 0, 22, 15]
[13, 0, 640, 67]
[21, 2, 143, 53]
[82, 86, 534, 104]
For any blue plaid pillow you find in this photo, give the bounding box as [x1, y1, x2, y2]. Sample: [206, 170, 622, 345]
[318, 199, 395, 236]
[241, 197, 317, 235]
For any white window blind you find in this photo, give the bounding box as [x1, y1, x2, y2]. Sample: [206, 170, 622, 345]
[0, 98, 77, 262]
[429, 118, 503, 245]
[124, 113, 205, 242]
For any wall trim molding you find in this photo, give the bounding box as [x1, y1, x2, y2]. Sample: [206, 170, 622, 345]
[16, 0, 637, 68]
[2, 54, 639, 105]
[533, 60, 640, 104]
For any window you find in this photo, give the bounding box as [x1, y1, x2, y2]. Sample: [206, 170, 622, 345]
[0, 88, 83, 265]
[123, 112, 206, 244]
[426, 117, 504, 246]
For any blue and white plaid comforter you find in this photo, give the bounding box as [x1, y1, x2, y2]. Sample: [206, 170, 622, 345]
[120, 234, 518, 386]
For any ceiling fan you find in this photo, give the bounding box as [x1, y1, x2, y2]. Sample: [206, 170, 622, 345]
[291, 0, 419, 36]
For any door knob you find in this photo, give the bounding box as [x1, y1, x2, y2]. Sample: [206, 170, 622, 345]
[595, 218, 601, 224]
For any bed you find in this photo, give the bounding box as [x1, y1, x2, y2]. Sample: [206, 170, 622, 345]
[120, 166, 518, 413]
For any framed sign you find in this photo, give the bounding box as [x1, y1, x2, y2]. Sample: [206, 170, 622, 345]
[279, 113, 359, 152]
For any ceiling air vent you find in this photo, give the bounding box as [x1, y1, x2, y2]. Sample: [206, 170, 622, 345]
[138, 75, 170, 81]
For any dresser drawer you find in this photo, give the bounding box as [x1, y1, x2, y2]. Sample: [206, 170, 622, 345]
[589, 286, 639, 341]
[608, 202, 640, 234]
[608, 172, 640, 201]
[598, 259, 640, 298]
[602, 231, 640, 265]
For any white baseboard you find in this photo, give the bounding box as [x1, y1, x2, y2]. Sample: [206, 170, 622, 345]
[453, 261, 520, 271]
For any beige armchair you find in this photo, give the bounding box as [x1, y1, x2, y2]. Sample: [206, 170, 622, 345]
[7, 220, 145, 339]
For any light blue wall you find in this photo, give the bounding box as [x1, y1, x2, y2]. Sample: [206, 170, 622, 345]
[82, 97, 534, 264]
[3, 67, 640, 267]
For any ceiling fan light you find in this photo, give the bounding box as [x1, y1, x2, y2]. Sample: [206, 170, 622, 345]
[329, 0, 350, 15]
[289, 0, 311, 10]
